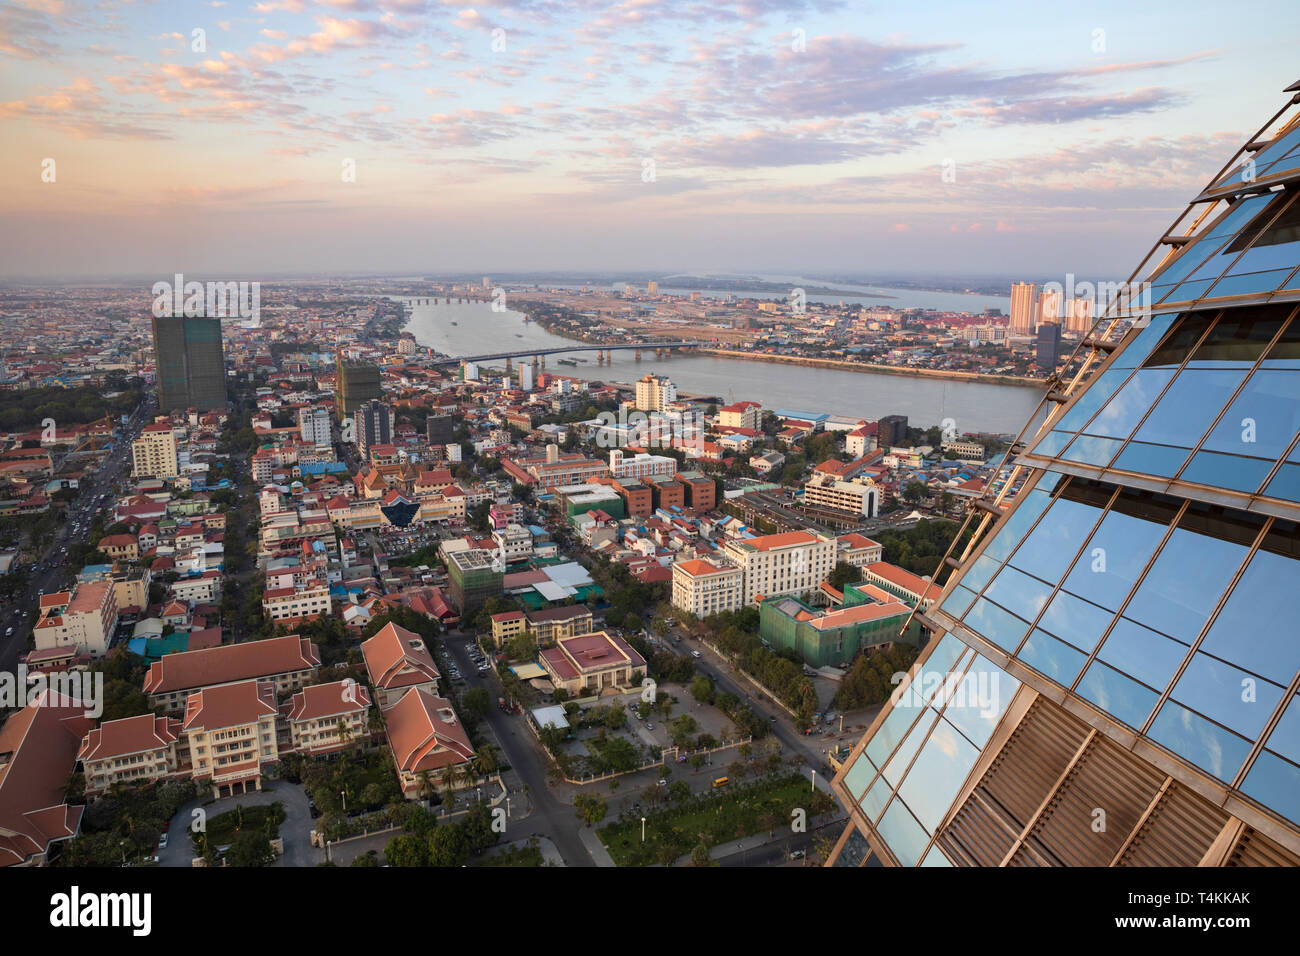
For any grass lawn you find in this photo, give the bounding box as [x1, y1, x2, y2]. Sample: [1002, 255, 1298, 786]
[474, 844, 545, 867]
[598, 773, 811, 866]
[192, 802, 286, 849]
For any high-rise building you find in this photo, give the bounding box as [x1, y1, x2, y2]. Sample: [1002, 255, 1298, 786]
[876, 414, 909, 448]
[298, 407, 332, 451]
[1034, 321, 1061, 370]
[826, 86, 1300, 869]
[336, 353, 382, 416]
[357, 400, 392, 457]
[648, 280, 659, 295]
[1009, 281, 1039, 334]
[132, 423, 179, 479]
[1037, 289, 1062, 326]
[520, 363, 534, 391]
[151, 316, 226, 412]
[634, 373, 676, 412]
[1066, 296, 1094, 334]
[427, 413, 455, 445]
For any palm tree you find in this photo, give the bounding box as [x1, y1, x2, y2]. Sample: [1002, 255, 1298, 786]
[416, 770, 434, 803]
[336, 718, 352, 748]
[472, 744, 498, 778]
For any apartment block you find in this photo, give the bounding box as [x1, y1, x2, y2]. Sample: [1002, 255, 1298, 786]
[142, 634, 321, 714]
[722, 530, 837, 605]
[131, 423, 179, 480]
[671, 558, 744, 618]
[33, 581, 118, 658]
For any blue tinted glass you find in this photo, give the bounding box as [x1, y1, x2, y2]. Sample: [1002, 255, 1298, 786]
[1251, 127, 1300, 175]
[1061, 434, 1123, 467]
[1008, 493, 1105, 581]
[1053, 369, 1133, 432]
[1156, 278, 1214, 304]
[861, 774, 892, 822]
[1266, 463, 1300, 501]
[1096, 618, 1188, 691]
[1179, 451, 1275, 494]
[1201, 371, 1300, 458]
[1077, 661, 1160, 729]
[1148, 700, 1253, 783]
[958, 554, 1000, 597]
[897, 720, 979, 833]
[1200, 192, 1278, 237]
[1030, 430, 1073, 458]
[1112, 441, 1190, 478]
[866, 696, 925, 766]
[1151, 238, 1233, 286]
[980, 488, 1053, 565]
[883, 709, 937, 786]
[878, 799, 930, 867]
[1207, 269, 1295, 298]
[1019, 630, 1088, 686]
[963, 598, 1030, 652]
[941, 585, 978, 620]
[1132, 368, 1247, 448]
[983, 564, 1052, 624]
[843, 750, 876, 802]
[1061, 509, 1166, 610]
[1198, 548, 1300, 685]
[1110, 314, 1177, 370]
[922, 633, 967, 684]
[1036, 590, 1114, 653]
[1168, 653, 1284, 739]
[921, 846, 954, 867]
[1123, 526, 1246, 642]
[1262, 695, 1300, 764]
[940, 656, 1018, 748]
[1240, 751, 1300, 825]
[1087, 369, 1176, 439]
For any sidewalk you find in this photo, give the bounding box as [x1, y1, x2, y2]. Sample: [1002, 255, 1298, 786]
[578, 825, 618, 867]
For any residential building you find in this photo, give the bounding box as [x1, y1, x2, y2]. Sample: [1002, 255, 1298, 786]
[184, 679, 280, 798]
[802, 472, 880, 518]
[336, 354, 382, 416]
[722, 530, 837, 605]
[283, 680, 372, 756]
[1009, 281, 1039, 334]
[609, 449, 676, 480]
[142, 633, 320, 714]
[671, 558, 743, 618]
[299, 406, 332, 450]
[357, 399, 393, 457]
[261, 582, 332, 623]
[634, 373, 676, 412]
[445, 548, 503, 615]
[131, 423, 179, 480]
[78, 714, 184, 797]
[33, 581, 118, 658]
[718, 400, 762, 431]
[383, 688, 474, 798]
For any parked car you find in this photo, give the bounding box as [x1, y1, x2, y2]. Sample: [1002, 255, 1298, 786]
[789, 849, 806, 860]
[691, 650, 701, 659]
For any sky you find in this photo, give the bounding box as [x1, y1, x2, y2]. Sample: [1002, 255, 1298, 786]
[1, 0, 1298, 281]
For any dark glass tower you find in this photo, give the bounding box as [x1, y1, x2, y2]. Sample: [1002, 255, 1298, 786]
[827, 81, 1300, 868]
[151, 316, 227, 412]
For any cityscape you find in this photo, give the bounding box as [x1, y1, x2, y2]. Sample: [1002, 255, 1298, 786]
[0, 0, 1296, 933]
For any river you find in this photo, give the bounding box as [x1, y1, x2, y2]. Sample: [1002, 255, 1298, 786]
[400, 299, 1046, 435]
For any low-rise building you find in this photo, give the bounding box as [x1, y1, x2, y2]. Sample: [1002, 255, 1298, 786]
[262, 582, 332, 623]
[142, 633, 321, 714]
[78, 714, 185, 797]
[383, 688, 474, 799]
[33, 581, 118, 658]
[283, 680, 372, 756]
[539, 630, 646, 696]
[671, 558, 743, 618]
[184, 679, 280, 798]
[361, 621, 441, 708]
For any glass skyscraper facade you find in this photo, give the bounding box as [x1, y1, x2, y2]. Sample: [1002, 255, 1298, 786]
[827, 81, 1300, 868]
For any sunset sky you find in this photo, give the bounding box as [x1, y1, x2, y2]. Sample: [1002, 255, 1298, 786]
[2, 0, 1297, 279]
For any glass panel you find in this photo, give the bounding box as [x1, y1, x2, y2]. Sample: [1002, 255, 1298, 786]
[962, 598, 1031, 652]
[877, 798, 930, 867]
[1262, 695, 1300, 765]
[1110, 313, 1177, 370]
[843, 750, 876, 802]
[1206, 269, 1295, 298]
[1197, 543, 1300, 685]
[939, 656, 1019, 749]
[1006, 491, 1106, 582]
[1187, 312, 1290, 368]
[1061, 434, 1123, 467]
[1240, 751, 1300, 826]
[1051, 368, 1132, 432]
[1036, 590, 1115, 653]
[860, 773, 892, 822]
[1148, 700, 1253, 783]
[1060, 508, 1167, 611]
[1130, 368, 1247, 448]
[1201, 370, 1300, 459]
[1095, 618, 1188, 692]
[1156, 278, 1213, 304]
[1122, 525, 1248, 642]
[1260, 314, 1300, 369]
[1029, 430, 1073, 458]
[1076, 661, 1160, 729]
[1249, 127, 1300, 176]
[979, 487, 1054, 565]
[865, 698, 924, 767]
[1168, 653, 1284, 740]
[920, 846, 954, 867]
[982, 564, 1052, 624]
[941, 585, 978, 620]
[955, 554, 1000, 597]
[1019, 630, 1088, 686]
[897, 720, 979, 833]
[1086, 369, 1176, 439]
[1265, 463, 1300, 501]
[1213, 193, 1300, 275]
[1179, 451, 1276, 494]
[883, 709, 937, 787]
[1111, 441, 1190, 478]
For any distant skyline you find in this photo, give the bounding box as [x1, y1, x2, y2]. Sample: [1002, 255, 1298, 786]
[2, 0, 1297, 279]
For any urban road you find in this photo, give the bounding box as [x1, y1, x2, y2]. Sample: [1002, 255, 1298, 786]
[0, 396, 153, 677]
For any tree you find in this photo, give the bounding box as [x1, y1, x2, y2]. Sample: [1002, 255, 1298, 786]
[573, 793, 607, 827]
[461, 687, 491, 724]
[226, 830, 273, 867]
[902, 480, 927, 504]
[385, 833, 431, 867]
[690, 843, 717, 867]
[604, 699, 627, 730]
[472, 744, 499, 778]
[690, 675, 714, 704]
[826, 562, 861, 593]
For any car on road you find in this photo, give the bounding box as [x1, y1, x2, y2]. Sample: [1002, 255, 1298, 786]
[789, 849, 805, 860]
[158, 833, 168, 850]
[691, 650, 701, 658]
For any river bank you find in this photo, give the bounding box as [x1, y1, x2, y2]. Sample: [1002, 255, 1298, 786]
[693, 349, 1047, 389]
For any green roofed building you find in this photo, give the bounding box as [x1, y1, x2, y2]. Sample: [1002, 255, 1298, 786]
[759, 585, 918, 669]
[445, 548, 503, 616]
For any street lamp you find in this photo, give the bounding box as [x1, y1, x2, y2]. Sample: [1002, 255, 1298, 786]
[341, 790, 347, 812]
[810, 769, 816, 792]
[641, 817, 646, 842]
